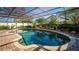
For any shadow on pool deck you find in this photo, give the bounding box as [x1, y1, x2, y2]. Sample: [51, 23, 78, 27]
[33, 45, 51, 51]
[33, 45, 63, 51]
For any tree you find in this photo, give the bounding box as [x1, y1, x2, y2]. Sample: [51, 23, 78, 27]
[36, 18, 48, 28]
[49, 15, 59, 29]
[36, 18, 48, 24]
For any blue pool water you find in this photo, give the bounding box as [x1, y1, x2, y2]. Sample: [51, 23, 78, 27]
[18, 30, 70, 46]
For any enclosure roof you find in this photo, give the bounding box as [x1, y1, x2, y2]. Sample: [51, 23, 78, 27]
[0, 7, 75, 19]
[0, 7, 30, 19]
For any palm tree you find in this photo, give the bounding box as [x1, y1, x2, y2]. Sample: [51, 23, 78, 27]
[58, 7, 79, 24]
[70, 14, 79, 24]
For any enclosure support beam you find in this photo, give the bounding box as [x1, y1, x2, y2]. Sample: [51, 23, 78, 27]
[63, 7, 67, 20]
[6, 7, 16, 26]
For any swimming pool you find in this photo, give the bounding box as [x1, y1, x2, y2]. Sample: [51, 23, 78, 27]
[18, 29, 70, 46]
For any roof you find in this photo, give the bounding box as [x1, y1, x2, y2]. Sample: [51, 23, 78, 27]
[0, 7, 30, 19]
[0, 7, 74, 19]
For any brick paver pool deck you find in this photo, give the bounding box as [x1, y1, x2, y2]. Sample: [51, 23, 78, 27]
[0, 30, 22, 51]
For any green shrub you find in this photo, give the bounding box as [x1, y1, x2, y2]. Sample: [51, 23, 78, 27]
[58, 24, 79, 32]
[0, 25, 10, 30]
[26, 26, 32, 28]
[10, 25, 15, 29]
[0, 25, 16, 30]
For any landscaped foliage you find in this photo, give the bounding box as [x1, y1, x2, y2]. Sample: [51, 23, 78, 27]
[49, 15, 59, 29]
[36, 18, 48, 29]
[36, 18, 48, 24]
[58, 24, 79, 32]
[59, 8, 79, 24]
[0, 25, 15, 30]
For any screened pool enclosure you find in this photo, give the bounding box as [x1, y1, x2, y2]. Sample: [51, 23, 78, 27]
[0, 7, 79, 23]
[0, 7, 79, 51]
